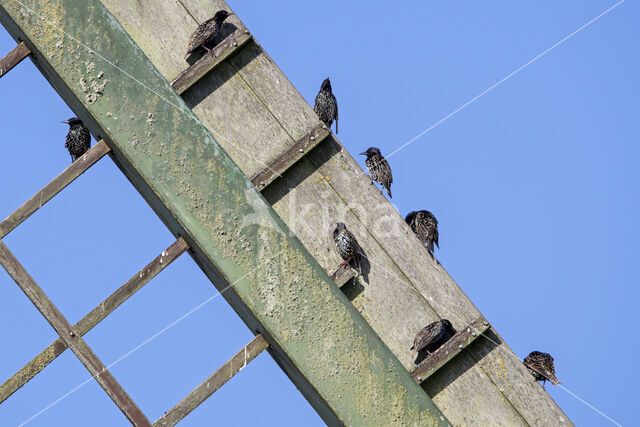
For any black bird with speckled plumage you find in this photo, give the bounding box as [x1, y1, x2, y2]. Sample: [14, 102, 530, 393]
[333, 222, 361, 274]
[405, 210, 439, 258]
[185, 10, 233, 58]
[62, 117, 90, 163]
[411, 319, 456, 364]
[523, 351, 560, 388]
[360, 147, 393, 198]
[313, 78, 338, 133]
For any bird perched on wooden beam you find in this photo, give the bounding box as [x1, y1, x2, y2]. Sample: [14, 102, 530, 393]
[405, 210, 439, 258]
[411, 319, 456, 364]
[360, 147, 393, 198]
[185, 10, 234, 58]
[314, 78, 338, 133]
[523, 351, 561, 389]
[333, 222, 362, 274]
[62, 117, 91, 163]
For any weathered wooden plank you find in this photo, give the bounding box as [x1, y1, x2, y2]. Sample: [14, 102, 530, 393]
[171, 26, 252, 95]
[251, 123, 329, 189]
[261, 156, 527, 424]
[100, 0, 197, 81]
[329, 263, 356, 288]
[305, 139, 572, 425]
[0, 40, 29, 78]
[0, 238, 188, 404]
[154, 334, 268, 427]
[0, 139, 110, 238]
[411, 317, 490, 383]
[0, 2, 446, 424]
[0, 241, 151, 426]
[99, 0, 570, 424]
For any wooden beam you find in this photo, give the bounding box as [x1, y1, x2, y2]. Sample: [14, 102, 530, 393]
[0, 139, 110, 238]
[411, 317, 490, 383]
[0, 40, 29, 78]
[251, 123, 330, 190]
[154, 334, 268, 427]
[0, 241, 151, 426]
[0, 238, 188, 404]
[0, 2, 446, 424]
[171, 26, 252, 95]
[329, 263, 356, 288]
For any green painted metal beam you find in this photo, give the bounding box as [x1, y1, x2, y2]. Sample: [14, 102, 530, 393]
[0, 1, 448, 425]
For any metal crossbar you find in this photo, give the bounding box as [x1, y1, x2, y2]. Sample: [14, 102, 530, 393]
[0, 241, 152, 425]
[155, 334, 269, 426]
[0, 238, 188, 403]
[0, 140, 110, 238]
[0, 41, 29, 78]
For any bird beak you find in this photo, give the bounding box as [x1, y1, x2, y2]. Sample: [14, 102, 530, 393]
[359, 152, 366, 155]
[61, 120, 70, 124]
[229, 12, 235, 15]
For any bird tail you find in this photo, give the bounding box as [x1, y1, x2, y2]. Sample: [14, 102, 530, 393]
[387, 186, 392, 198]
[548, 373, 561, 386]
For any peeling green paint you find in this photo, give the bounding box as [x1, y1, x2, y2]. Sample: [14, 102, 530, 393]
[0, 1, 448, 425]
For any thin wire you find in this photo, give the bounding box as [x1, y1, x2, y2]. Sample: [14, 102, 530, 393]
[11, 0, 625, 424]
[478, 333, 622, 427]
[19, 249, 286, 426]
[10, 0, 286, 183]
[367, 0, 625, 171]
[354, 245, 624, 426]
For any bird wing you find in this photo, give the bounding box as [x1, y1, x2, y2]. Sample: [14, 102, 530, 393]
[414, 322, 445, 352]
[187, 19, 215, 54]
[333, 93, 338, 134]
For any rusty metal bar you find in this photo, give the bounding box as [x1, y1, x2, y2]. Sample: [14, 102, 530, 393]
[411, 317, 491, 383]
[0, 40, 30, 78]
[154, 334, 268, 427]
[251, 124, 330, 190]
[0, 139, 110, 238]
[0, 238, 188, 404]
[171, 26, 252, 95]
[0, 241, 151, 426]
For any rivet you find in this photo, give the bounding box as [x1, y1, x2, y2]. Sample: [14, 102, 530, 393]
[69, 332, 76, 337]
[417, 377, 422, 381]
[298, 148, 303, 153]
[260, 181, 265, 186]
[483, 321, 489, 326]
[322, 125, 328, 129]
[232, 41, 238, 47]
[458, 344, 463, 349]
[244, 29, 250, 35]
[310, 136, 316, 141]
[472, 332, 477, 337]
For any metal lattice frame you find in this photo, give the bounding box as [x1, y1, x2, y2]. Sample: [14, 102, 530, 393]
[0, 1, 447, 425]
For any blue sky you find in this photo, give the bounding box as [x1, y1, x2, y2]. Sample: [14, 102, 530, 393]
[0, 0, 637, 425]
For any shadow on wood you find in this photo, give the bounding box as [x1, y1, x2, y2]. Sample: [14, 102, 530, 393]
[181, 39, 260, 108]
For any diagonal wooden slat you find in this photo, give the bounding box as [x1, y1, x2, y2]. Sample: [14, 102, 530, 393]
[0, 40, 30, 78]
[154, 334, 268, 427]
[251, 123, 330, 190]
[171, 26, 252, 95]
[0, 237, 188, 404]
[0, 139, 110, 238]
[411, 317, 491, 383]
[0, 241, 151, 426]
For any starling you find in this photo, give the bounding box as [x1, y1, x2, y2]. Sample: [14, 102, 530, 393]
[313, 78, 338, 133]
[411, 319, 456, 363]
[185, 10, 234, 58]
[405, 210, 439, 258]
[62, 117, 91, 163]
[523, 351, 561, 388]
[333, 222, 362, 274]
[360, 147, 393, 198]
